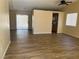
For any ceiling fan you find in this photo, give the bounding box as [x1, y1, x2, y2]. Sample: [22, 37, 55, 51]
[59, 0, 72, 5]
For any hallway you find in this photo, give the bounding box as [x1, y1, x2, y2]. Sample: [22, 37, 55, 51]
[5, 30, 79, 59]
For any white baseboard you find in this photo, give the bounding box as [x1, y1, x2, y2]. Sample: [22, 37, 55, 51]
[1, 41, 11, 59]
[63, 33, 79, 38]
[33, 32, 52, 34]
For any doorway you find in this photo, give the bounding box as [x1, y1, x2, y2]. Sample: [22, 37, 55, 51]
[16, 15, 28, 30]
[52, 13, 59, 33]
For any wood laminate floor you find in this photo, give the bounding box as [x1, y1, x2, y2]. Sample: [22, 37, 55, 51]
[5, 30, 79, 59]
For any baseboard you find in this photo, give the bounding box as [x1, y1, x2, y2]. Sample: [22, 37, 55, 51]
[33, 32, 52, 34]
[63, 33, 79, 39]
[1, 41, 11, 59]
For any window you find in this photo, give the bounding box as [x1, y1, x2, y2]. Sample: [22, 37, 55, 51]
[66, 13, 78, 27]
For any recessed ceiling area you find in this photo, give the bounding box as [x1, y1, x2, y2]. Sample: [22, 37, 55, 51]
[9, 0, 77, 11]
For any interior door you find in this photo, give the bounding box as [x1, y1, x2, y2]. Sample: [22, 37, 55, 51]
[52, 13, 59, 33]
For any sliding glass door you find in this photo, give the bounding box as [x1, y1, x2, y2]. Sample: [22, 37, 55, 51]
[16, 15, 28, 30]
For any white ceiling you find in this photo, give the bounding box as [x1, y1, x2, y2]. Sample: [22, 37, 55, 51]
[9, 0, 77, 11]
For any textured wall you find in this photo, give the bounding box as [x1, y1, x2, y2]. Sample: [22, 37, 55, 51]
[0, 0, 10, 59]
[32, 10, 52, 34]
[62, 1, 79, 38]
[9, 10, 16, 30]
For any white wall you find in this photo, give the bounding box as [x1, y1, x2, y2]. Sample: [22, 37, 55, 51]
[32, 10, 52, 34]
[32, 10, 64, 34]
[0, 0, 10, 59]
[57, 12, 64, 33]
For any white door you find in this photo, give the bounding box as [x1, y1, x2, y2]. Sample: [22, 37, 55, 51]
[16, 15, 28, 30]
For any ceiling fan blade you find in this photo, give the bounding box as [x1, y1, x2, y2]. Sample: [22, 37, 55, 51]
[66, 1, 72, 3]
[66, 3, 68, 5]
[58, 3, 68, 6]
[58, 4, 62, 5]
